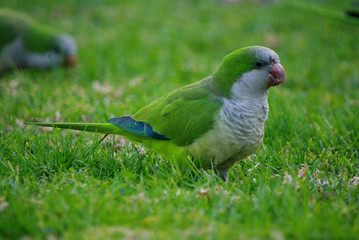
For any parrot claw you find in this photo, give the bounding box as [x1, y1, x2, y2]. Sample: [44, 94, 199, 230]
[218, 169, 229, 181]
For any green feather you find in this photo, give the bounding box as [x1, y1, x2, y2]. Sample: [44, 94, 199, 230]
[27, 122, 123, 135]
[26, 121, 193, 166]
[0, 9, 26, 48]
[133, 78, 223, 146]
[0, 8, 62, 52]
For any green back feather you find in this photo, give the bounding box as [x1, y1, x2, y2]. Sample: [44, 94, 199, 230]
[133, 78, 223, 146]
[0, 9, 29, 48]
[27, 122, 123, 135]
[0, 9, 60, 52]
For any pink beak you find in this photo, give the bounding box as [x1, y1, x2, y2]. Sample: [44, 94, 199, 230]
[64, 55, 77, 68]
[268, 63, 286, 87]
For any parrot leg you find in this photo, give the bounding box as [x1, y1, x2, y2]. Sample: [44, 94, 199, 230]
[83, 134, 109, 159]
[218, 169, 229, 181]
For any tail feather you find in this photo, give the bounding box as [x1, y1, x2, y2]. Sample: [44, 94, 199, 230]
[26, 122, 122, 135]
[109, 116, 169, 140]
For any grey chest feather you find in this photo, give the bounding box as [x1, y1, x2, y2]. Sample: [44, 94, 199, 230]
[188, 97, 269, 166]
[221, 98, 268, 144]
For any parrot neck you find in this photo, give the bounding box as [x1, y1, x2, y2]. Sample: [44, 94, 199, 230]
[230, 69, 270, 102]
[187, 92, 268, 169]
[219, 95, 268, 148]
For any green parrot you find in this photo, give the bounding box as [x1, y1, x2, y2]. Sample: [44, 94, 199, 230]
[28, 46, 286, 181]
[0, 9, 77, 76]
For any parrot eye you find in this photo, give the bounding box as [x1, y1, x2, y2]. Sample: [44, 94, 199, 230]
[254, 61, 265, 68]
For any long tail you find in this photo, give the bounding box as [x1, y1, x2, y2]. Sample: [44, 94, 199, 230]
[26, 122, 122, 135]
[26, 116, 169, 140]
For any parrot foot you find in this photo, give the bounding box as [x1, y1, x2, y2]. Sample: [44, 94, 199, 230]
[216, 169, 229, 181]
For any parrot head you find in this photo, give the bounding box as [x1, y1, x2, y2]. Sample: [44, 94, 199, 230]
[55, 34, 77, 67]
[213, 46, 286, 98]
[24, 33, 77, 69]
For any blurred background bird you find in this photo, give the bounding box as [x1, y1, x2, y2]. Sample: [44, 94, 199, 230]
[0, 9, 77, 76]
[286, 1, 359, 25]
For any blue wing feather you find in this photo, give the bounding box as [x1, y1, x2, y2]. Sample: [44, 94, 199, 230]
[108, 116, 169, 140]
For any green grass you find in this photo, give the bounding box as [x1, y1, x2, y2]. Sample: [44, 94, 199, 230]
[1, 0, 359, 239]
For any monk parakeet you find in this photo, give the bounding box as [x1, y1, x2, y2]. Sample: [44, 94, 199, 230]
[28, 46, 285, 181]
[0, 9, 77, 76]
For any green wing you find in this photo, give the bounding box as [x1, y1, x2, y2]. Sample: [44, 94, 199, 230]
[133, 77, 223, 146]
[0, 9, 27, 48]
[0, 9, 57, 52]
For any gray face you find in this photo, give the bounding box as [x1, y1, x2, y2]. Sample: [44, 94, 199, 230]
[55, 34, 77, 57]
[231, 47, 283, 99]
[252, 46, 280, 65]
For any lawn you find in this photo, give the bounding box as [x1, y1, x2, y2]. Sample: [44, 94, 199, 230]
[0, 0, 358, 239]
